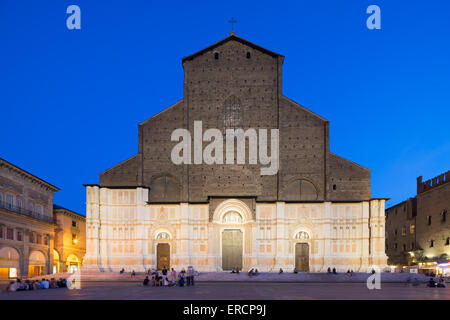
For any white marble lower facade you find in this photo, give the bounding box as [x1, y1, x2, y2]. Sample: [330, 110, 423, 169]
[84, 186, 387, 272]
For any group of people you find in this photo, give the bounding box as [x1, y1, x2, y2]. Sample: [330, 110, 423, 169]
[327, 267, 339, 274]
[141, 266, 196, 287]
[427, 277, 446, 288]
[5, 278, 68, 292]
[248, 268, 260, 276]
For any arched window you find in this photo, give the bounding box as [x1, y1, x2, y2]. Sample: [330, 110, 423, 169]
[295, 231, 310, 240]
[156, 232, 170, 240]
[222, 211, 243, 224]
[223, 95, 242, 135]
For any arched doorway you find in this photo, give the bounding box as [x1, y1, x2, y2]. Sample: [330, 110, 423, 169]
[53, 250, 60, 274]
[0, 247, 20, 279]
[66, 254, 80, 273]
[221, 211, 243, 271]
[294, 231, 310, 272]
[29, 251, 46, 277]
[155, 231, 171, 270]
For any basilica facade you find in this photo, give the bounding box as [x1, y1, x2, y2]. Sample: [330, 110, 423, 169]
[84, 34, 387, 272]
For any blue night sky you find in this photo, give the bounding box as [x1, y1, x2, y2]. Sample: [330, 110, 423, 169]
[1, 1, 449, 215]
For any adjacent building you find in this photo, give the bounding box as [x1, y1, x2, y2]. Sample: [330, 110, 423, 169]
[84, 33, 388, 273]
[385, 170, 450, 275]
[53, 205, 86, 273]
[0, 158, 85, 279]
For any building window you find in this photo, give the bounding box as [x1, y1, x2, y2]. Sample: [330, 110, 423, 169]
[333, 184, 337, 190]
[446, 237, 450, 246]
[214, 52, 219, 60]
[6, 228, 14, 240]
[246, 52, 251, 59]
[427, 216, 432, 226]
[6, 194, 14, 209]
[394, 243, 398, 250]
[403, 244, 407, 251]
[394, 229, 398, 236]
[29, 233, 34, 243]
[295, 231, 310, 240]
[222, 211, 243, 224]
[72, 220, 77, 227]
[17, 198, 23, 210]
[0, 192, 3, 205]
[44, 235, 48, 245]
[36, 205, 42, 218]
[0, 227, 3, 239]
[72, 234, 78, 245]
[29, 203, 34, 215]
[410, 224, 415, 234]
[430, 240, 434, 248]
[36, 234, 42, 244]
[402, 227, 406, 236]
[223, 95, 242, 135]
[442, 210, 447, 222]
[155, 232, 170, 240]
[411, 242, 415, 250]
[17, 231, 22, 242]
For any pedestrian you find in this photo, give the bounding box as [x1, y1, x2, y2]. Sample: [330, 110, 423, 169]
[332, 267, 337, 274]
[187, 266, 195, 286]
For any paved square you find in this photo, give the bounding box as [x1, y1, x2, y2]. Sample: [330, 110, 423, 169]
[1, 281, 449, 300]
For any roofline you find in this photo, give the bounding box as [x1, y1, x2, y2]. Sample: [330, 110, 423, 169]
[328, 152, 371, 173]
[99, 154, 139, 176]
[181, 34, 284, 64]
[53, 204, 85, 219]
[138, 99, 183, 126]
[386, 197, 416, 210]
[0, 158, 60, 191]
[84, 184, 146, 189]
[281, 96, 329, 122]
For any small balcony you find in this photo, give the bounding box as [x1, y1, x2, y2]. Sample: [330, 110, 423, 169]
[0, 201, 55, 224]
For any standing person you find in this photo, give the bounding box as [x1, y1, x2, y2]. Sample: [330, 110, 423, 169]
[187, 266, 195, 286]
[162, 266, 168, 276]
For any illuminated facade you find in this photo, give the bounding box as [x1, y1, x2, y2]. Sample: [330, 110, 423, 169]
[84, 34, 388, 273]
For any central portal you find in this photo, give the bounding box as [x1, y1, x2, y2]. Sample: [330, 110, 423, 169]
[295, 243, 309, 272]
[222, 229, 243, 271]
[157, 243, 170, 270]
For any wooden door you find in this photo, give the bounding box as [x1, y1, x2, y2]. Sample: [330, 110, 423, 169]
[222, 229, 243, 271]
[157, 243, 170, 270]
[295, 243, 309, 272]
